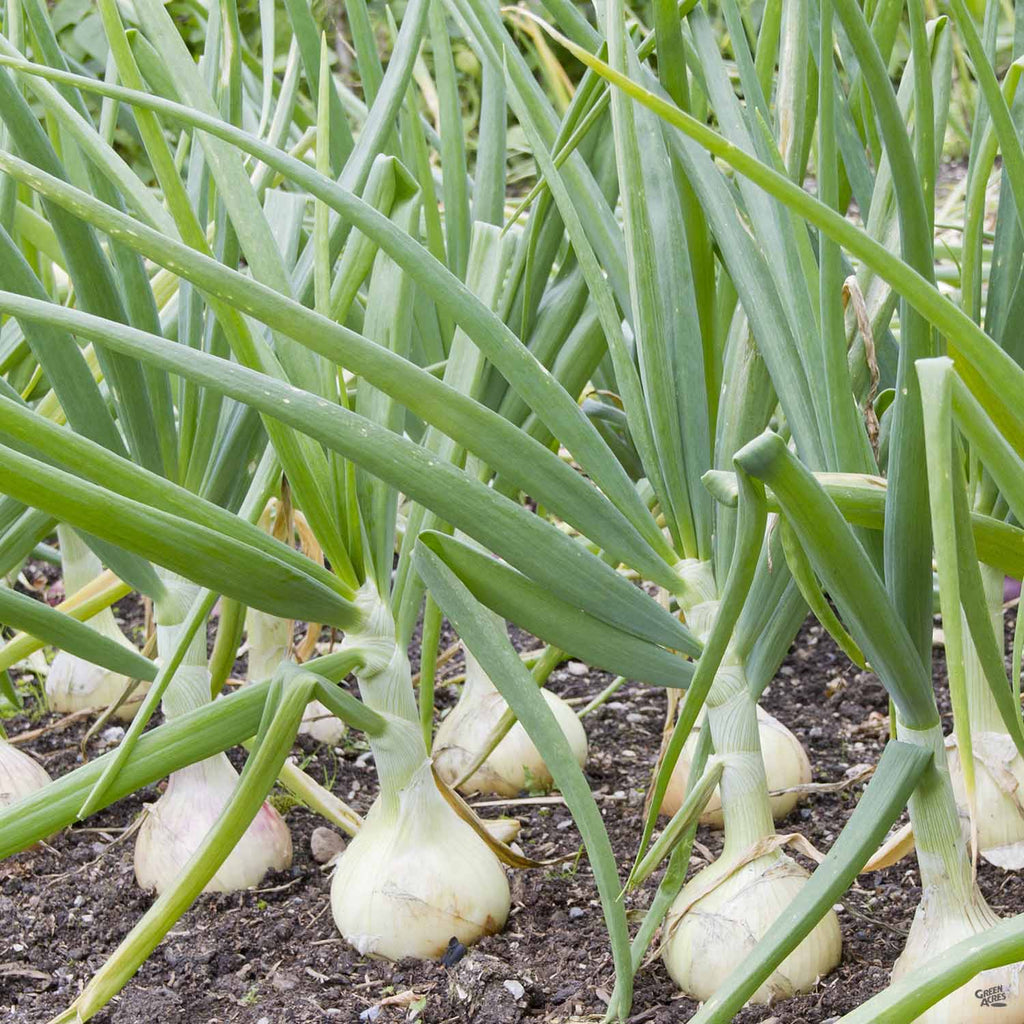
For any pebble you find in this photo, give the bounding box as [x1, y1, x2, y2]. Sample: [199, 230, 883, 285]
[310, 827, 346, 864]
[503, 979, 526, 999]
[99, 726, 125, 746]
[568, 907, 585, 919]
[566, 661, 588, 677]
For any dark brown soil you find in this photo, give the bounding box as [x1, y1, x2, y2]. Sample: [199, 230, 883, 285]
[2, 599, 1022, 1024]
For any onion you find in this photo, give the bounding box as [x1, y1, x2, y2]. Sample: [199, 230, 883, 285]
[892, 882, 1024, 1022]
[330, 759, 510, 958]
[134, 752, 292, 893]
[432, 650, 587, 797]
[0, 738, 51, 807]
[47, 641, 144, 721]
[661, 705, 810, 826]
[659, 562, 839, 1007]
[47, 525, 146, 720]
[663, 849, 841, 1003]
[134, 573, 292, 893]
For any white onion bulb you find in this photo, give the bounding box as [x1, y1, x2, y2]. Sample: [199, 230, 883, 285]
[661, 705, 810, 826]
[330, 760, 510, 959]
[432, 651, 587, 797]
[134, 752, 292, 893]
[892, 883, 1024, 1022]
[46, 634, 146, 721]
[663, 850, 841, 1003]
[947, 733, 1024, 869]
[0, 738, 51, 807]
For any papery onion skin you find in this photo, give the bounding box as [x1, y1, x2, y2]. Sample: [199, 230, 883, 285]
[661, 705, 811, 826]
[134, 753, 292, 894]
[663, 851, 841, 1004]
[330, 762, 510, 959]
[0, 739, 51, 808]
[432, 654, 588, 797]
[948, 733, 1024, 870]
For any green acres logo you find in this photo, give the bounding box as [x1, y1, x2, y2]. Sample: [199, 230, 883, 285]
[976, 984, 1008, 1008]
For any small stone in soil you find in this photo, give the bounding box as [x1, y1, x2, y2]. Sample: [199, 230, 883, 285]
[503, 979, 526, 999]
[310, 826, 345, 864]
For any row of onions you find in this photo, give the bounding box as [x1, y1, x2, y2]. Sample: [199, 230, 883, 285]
[1, 0, 1024, 1021]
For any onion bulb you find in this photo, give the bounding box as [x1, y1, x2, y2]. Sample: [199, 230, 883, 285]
[134, 752, 292, 893]
[892, 883, 1024, 1022]
[661, 706, 810, 826]
[663, 850, 841, 1003]
[46, 634, 145, 721]
[0, 738, 51, 808]
[432, 650, 587, 797]
[331, 760, 510, 959]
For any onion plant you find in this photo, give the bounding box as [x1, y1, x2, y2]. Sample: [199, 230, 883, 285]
[2, 0, 1024, 1022]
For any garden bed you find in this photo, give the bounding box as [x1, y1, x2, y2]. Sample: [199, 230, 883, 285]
[2, 608, 1018, 1024]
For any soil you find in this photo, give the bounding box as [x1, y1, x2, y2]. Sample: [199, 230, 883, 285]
[2, 591, 1022, 1024]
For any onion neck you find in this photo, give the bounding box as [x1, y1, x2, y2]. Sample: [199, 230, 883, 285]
[899, 720, 976, 911]
[56, 524, 125, 643]
[677, 559, 775, 856]
[961, 563, 1006, 735]
[58, 523, 101, 596]
[346, 583, 428, 820]
[246, 608, 293, 684]
[463, 650, 497, 700]
[155, 571, 210, 720]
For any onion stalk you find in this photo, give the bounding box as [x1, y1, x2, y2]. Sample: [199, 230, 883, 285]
[243, 497, 345, 745]
[245, 605, 346, 745]
[892, 723, 1024, 1022]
